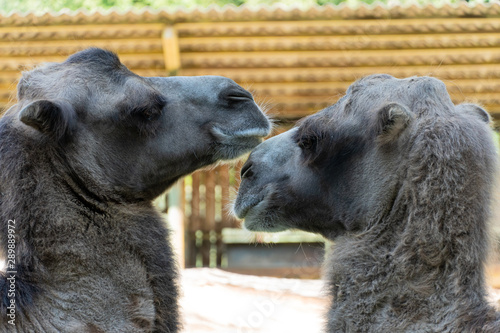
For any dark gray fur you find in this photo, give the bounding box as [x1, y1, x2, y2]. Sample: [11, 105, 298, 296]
[234, 74, 499, 332]
[0, 48, 270, 332]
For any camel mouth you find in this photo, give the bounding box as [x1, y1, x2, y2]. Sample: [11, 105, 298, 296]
[211, 127, 270, 160]
[241, 200, 288, 233]
[211, 127, 270, 143]
[234, 189, 287, 232]
[213, 138, 263, 161]
[233, 193, 266, 219]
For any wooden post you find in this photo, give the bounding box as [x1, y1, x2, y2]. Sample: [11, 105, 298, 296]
[168, 181, 185, 269]
[204, 171, 216, 267]
[187, 172, 201, 268]
[162, 25, 180, 75]
[217, 165, 230, 266]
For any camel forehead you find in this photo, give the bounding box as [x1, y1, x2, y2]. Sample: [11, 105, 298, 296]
[65, 48, 122, 68]
[350, 74, 446, 92]
[18, 49, 131, 101]
[347, 75, 452, 110]
[302, 74, 454, 137]
[38, 49, 126, 79]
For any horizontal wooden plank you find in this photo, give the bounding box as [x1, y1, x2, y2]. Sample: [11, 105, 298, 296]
[1, 4, 500, 28]
[0, 24, 164, 41]
[179, 64, 500, 82]
[0, 82, 18, 91]
[443, 79, 500, 94]
[0, 71, 21, 84]
[179, 33, 500, 52]
[222, 228, 324, 244]
[0, 39, 163, 57]
[0, 53, 165, 71]
[0, 88, 15, 98]
[247, 81, 349, 96]
[176, 18, 500, 37]
[180, 48, 500, 68]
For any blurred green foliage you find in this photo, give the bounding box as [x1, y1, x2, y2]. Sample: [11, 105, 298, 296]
[0, 0, 492, 15]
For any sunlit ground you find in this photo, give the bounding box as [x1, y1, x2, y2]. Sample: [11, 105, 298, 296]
[180, 268, 500, 333]
[180, 268, 327, 333]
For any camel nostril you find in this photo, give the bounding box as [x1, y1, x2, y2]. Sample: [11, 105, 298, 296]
[227, 94, 253, 102]
[223, 88, 254, 103]
[241, 162, 254, 179]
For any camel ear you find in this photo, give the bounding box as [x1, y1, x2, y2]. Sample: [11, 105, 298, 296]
[376, 102, 413, 144]
[456, 103, 491, 124]
[19, 99, 76, 142]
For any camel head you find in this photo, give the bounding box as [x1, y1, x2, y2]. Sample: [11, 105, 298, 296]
[234, 74, 494, 240]
[11, 48, 270, 201]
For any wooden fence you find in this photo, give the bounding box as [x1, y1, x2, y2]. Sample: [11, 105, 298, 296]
[1, 4, 500, 272]
[184, 164, 240, 268]
[2, 4, 500, 121]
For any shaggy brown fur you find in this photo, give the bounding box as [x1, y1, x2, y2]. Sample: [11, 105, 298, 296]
[235, 74, 499, 332]
[0, 48, 270, 332]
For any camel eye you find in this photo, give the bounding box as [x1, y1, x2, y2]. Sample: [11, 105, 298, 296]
[129, 107, 161, 122]
[144, 109, 159, 121]
[298, 136, 316, 150]
[128, 94, 166, 123]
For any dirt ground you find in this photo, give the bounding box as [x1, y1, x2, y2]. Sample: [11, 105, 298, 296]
[180, 268, 500, 333]
[180, 268, 327, 333]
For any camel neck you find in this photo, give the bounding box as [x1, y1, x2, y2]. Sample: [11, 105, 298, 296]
[325, 208, 498, 332]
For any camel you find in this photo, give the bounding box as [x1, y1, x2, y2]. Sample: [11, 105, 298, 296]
[0, 48, 270, 332]
[234, 74, 499, 332]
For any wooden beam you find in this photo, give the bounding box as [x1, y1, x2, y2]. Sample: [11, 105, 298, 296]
[180, 48, 500, 69]
[162, 26, 181, 74]
[175, 18, 500, 37]
[0, 24, 164, 41]
[179, 33, 500, 52]
[179, 64, 500, 83]
[0, 39, 162, 57]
